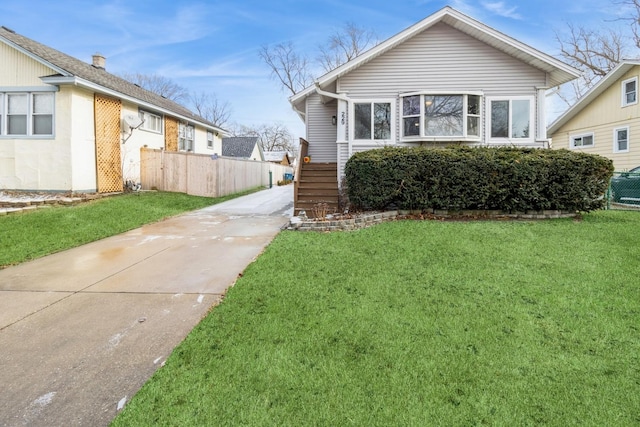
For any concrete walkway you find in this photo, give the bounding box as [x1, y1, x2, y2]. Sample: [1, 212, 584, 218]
[0, 185, 293, 427]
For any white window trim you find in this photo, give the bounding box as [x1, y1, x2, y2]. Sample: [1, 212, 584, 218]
[178, 123, 195, 152]
[0, 91, 55, 138]
[207, 130, 214, 149]
[613, 126, 630, 153]
[621, 77, 638, 107]
[400, 92, 483, 142]
[138, 110, 163, 134]
[486, 95, 535, 144]
[569, 132, 595, 149]
[349, 99, 395, 143]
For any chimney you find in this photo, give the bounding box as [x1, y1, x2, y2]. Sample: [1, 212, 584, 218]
[92, 53, 106, 70]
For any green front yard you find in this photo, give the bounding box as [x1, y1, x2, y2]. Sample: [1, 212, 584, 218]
[112, 211, 640, 426]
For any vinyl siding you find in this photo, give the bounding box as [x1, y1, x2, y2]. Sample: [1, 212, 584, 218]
[550, 66, 640, 171]
[0, 41, 57, 86]
[306, 93, 337, 162]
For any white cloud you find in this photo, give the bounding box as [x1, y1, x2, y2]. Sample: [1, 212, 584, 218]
[481, 1, 523, 20]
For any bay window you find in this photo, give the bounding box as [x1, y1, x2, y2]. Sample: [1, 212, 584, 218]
[353, 101, 392, 140]
[1, 91, 54, 137]
[401, 93, 481, 139]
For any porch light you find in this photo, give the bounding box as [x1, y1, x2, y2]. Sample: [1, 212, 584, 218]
[332, 115, 337, 125]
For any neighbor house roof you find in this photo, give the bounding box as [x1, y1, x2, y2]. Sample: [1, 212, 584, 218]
[222, 137, 264, 160]
[0, 25, 226, 134]
[263, 151, 291, 163]
[548, 60, 640, 135]
[290, 6, 581, 111]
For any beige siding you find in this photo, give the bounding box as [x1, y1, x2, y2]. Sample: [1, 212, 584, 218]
[551, 66, 640, 171]
[0, 41, 57, 86]
[306, 93, 337, 162]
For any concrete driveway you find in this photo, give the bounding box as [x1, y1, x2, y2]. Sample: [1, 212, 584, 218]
[0, 185, 293, 427]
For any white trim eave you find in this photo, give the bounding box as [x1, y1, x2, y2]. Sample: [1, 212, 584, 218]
[314, 83, 350, 103]
[548, 61, 640, 135]
[41, 75, 226, 133]
[308, 6, 580, 92]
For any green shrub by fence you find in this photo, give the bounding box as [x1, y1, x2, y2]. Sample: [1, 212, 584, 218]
[345, 147, 614, 212]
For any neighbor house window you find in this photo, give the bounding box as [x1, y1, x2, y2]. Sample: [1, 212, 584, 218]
[179, 123, 194, 151]
[207, 130, 214, 149]
[401, 93, 481, 139]
[0, 92, 54, 137]
[353, 101, 392, 140]
[622, 77, 637, 107]
[138, 110, 162, 133]
[614, 127, 629, 152]
[488, 97, 533, 140]
[570, 132, 594, 148]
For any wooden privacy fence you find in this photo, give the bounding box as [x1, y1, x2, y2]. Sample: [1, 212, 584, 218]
[140, 148, 294, 198]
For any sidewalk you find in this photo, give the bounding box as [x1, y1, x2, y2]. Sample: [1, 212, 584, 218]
[0, 185, 293, 427]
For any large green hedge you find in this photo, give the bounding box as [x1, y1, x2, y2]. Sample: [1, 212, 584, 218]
[344, 147, 614, 212]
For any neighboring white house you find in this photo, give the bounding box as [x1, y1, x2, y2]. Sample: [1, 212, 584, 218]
[289, 6, 581, 182]
[0, 25, 227, 193]
[548, 61, 640, 171]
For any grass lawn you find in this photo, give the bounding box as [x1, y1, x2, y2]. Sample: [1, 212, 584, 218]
[112, 210, 640, 426]
[0, 189, 259, 268]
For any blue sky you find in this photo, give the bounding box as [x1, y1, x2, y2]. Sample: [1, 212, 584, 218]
[0, 0, 630, 138]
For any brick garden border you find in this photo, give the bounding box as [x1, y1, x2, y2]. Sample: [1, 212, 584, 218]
[287, 209, 578, 232]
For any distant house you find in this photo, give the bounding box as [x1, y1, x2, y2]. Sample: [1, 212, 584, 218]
[221, 137, 264, 161]
[548, 61, 640, 171]
[0, 25, 227, 193]
[288, 6, 579, 214]
[263, 151, 291, 166]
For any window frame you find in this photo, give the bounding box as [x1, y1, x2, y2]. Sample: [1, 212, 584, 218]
[622, 77, 638, 107]
[0, 91, 55, 138]
[400, 92, 483, 141]
[207, 130, 214, 149]
[349, 99, 395, 142]
[138, 110, 163, 134]
[486, 96, 535, 143]
[570, 132, 595, 149]
[178, 122, 195, 151]
[613, 126, 630, 153]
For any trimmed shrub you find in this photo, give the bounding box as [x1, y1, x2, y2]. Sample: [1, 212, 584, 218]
[344, 146, 614, 212]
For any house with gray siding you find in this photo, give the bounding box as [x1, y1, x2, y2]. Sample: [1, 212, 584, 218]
[289, 6, 579, 215]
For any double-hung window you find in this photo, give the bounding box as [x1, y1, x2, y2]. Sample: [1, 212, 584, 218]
[570, 132, 594, 148]
[487, 96, 533, 141]
[0, 92, 53, 137]
[207, 130, 214, 149]
[138, 110, 162, 133]
[614, 127, 629, 153]
[353, 101, 392, 140]
[401, 93, 481, 139]
[622, 77, 637, 107]
[178, 123, 194, 151]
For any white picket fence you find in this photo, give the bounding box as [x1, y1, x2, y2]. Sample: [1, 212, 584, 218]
[140, 148, 293, 197]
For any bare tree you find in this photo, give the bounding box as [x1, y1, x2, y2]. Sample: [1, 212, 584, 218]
[259, 42, 313, 96]
[189, 92, 232, 127]
[614, 0, 640, 48]
[260, 23, 378, 95]
[233, 122, 296, 153]
[317, 22, 378, 72]
[119, 72, 189, 103]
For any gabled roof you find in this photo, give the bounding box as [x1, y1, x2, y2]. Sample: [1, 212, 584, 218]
[290, 6, 580, 107]
[0, 25, 226, 134]
[263, 151, 291, 163]
[548, 60, 640, 135]
[222, 137, 264, 160]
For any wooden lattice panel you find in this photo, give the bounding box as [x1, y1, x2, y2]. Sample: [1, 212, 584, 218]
[94, 94, 123, 193]
[165, 116, 178, 152]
